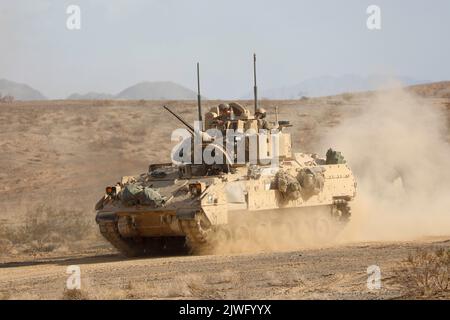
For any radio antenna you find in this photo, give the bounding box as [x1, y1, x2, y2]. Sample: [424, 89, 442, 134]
[196, 62, 202, 128]
[253, 53, 258, 113]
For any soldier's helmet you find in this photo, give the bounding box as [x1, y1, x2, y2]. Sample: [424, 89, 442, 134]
[255, 107, 267, 119]
[218, 103, 230, 110]
[218, 103, 231, 115]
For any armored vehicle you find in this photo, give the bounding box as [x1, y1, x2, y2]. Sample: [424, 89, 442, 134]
[95, 56, 356, 257]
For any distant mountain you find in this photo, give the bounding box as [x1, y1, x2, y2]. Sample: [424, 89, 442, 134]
[66, 81, 198, 100]
[246, 75, 426, 99]
[0, 79, 46, 100]
[67, 92, 115, 100]
[116, 81, 197, 100]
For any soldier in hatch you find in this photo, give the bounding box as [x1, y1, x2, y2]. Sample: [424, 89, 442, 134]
[254, 107, 270, 130]
[212, 103, 232, 131]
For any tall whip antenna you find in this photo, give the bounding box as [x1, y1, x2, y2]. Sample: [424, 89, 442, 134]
[196, 62, 202, 128]
[253, 53, 258, 113]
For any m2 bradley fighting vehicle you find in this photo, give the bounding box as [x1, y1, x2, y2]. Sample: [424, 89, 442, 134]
[95, 55, 357, 257]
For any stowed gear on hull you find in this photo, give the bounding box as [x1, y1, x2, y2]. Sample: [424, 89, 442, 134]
[95, 56, 356, 257]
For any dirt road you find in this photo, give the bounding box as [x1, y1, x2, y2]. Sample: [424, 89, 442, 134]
[1, 236, 449, 300]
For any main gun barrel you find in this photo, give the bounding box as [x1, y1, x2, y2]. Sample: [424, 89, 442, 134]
[163, 105, 195, 134]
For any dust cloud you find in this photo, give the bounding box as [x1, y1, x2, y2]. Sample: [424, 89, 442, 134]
[210, 87, 450, 255]
[209, 208, 344, 255]
[320, 88, 450, 241]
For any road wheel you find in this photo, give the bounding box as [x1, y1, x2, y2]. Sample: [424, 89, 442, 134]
[180, 214, 212, 253]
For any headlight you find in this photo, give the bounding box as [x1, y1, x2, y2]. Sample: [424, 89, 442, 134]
[189, 183, 202, 196]
[105, 186, 116, 196]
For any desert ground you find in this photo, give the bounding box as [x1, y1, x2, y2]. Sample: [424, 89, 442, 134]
[0, 237, 449, 300]
[0, 83, 449, 299]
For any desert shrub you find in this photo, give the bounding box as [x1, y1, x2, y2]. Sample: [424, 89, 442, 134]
[0, 238, 13, 253]
[88, 132, 132, 150]
[395, 248, 450, 297]
[23, 204, 92, 241]
[93, 100, 113, 107]
[0, 204, 95, 254]
[327, 99, 343, 106]
[0, 292, 11, 300]
[342, 93, 353, 102]
[131, 125, 147, 136]
[62, 289, 89, 300]
[177, 109, 189, 116]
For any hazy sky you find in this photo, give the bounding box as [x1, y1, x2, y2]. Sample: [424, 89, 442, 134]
[1, 0, 449, 99]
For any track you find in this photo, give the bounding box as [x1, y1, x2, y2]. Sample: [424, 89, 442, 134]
[1, 236, 449, 300]
[98, 221, 146, 257]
